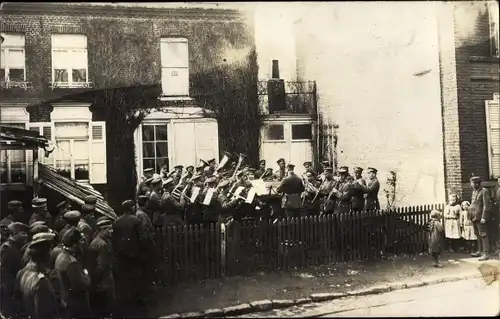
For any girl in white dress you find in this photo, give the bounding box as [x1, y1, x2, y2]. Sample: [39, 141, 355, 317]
[443, 194, 461, 252]
[460, 201, 477, 253]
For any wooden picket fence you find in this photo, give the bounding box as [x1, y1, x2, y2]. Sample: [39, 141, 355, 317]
[156, 203, 444, 285]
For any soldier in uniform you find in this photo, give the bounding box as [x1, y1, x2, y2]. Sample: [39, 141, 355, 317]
[302, 171, 321, 216]
[79, 205, 95, 242]
[83, 195, 98, 226]
[350, 167, 367, 212]
[317, 167, 336, 214]
[303, 161, 316, 176]
[22, 222, 52, 267]
[87, 217, 115, 318]
[54, 227, 91, 319]
[17, 232, 59, 319]
[199, 176, 221, 225]
[330, 166, 353, 214]
[469, 176, 492, 261]
[207, 159, 217, 175]
[262, 168, 275, 182]
[277, 164, 305, 218]
[29, 198, 52, 228]
[112, 200, 147, 314]
[136, 195, 157, 289]
[172, 165, 184, 185]
[1, 200, 24, 227]
[363, 167, 381, 211]
[161, 178, 186, 228]
[137, 168, 155, 198]
[255, 160, 266, 179]
[59, 210, 82, 242]
[147, 176, 164, 227]
[0, 222, 29, 317]
[53, 200, 71, 234]
[274, 158, 287, 181]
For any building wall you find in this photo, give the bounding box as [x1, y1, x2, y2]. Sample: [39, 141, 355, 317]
[292, 2, 446, 207]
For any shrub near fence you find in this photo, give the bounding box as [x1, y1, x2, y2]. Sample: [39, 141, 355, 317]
[157, 204, 445, 285]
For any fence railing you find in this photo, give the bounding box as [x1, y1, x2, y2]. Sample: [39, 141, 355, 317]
[156, 204, 444, 285]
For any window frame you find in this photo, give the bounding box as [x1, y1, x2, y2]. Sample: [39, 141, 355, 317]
[51, 34, 89, 88]
[0, 33, 26, 84]
[0, 122, 29, 186]
[489, 1, 500, 58]
[263, 123, 286, 142]
[291, 123, 314, 142]
[160, 37, 189, 97]
[141, 123, 170, 172]
[485, 93, 500, 179]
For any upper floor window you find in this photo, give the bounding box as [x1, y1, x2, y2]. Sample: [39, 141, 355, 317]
[160, 37, 189, 97]
[51, 34, 89, 88]
[0, 33, 26, 86]
[489, 1, 500, 57]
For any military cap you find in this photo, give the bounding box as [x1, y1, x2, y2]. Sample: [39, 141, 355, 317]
[143, 168, 154, 174]
[30, 224, 50, 235]
[200, 159, 209, 167]
[84, 195, 97, 205]
[338, 166, 349, 174]
[61, 227, 82, 246]
[8, 222, 29, 234]
[151, 176, 162, 185]
[121, 199, 135, 210]
[7, 200, 23, 209]
[63, 210, 82, 221]
[29, 221, 47, 229]
[259, 159, 266, 165]
[287, 164, 295, 170]
[29, 232, 56, 248]
[56, 200, 69, 209]
[32, 198, 47, 207]
[186, 165, 194, 171]
[303, 161, 312, 167]
[277, 158, 285, 165]
[96, 217, 113, 228]
[354, 167, 363, 173]
[367, 167, 378, 173]
[470, 176, 481, 183]
[137, 195, 149, 206]
[162, 177, 174, 187]
[207, 159, 216, 164]
[174, 165, 184, 170]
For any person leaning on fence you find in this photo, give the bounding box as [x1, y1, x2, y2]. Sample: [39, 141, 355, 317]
[460, 201, 477, 253]
[428, 209, 445, 268]
[443, 193, 462, 252]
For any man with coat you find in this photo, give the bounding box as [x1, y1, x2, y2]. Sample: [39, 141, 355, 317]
[29, 198, 52, 229]
[147, 176, 164, 227]
[318, 167, 337, 214]
[54, 227, 91, 319]
[1, 200, 24, 227]
[52, 200, 71, 234]
[274, 158, 287, 181]
[137, 167, 155, 198]
[255, 159, 267, 179]
[136, 195, 157, 289]
[350, 167, 367, 212]
[469, 176, 492, 261]
[363, 167, 381, 211]
[161, 178, 186, 228]
[87, 217, 115, 318]
[17, 231, 59, 319]
[277, 164, 305, 218]
[330, 166, 353, 215]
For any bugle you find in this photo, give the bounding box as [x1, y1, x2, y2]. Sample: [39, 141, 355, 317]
[231, 153, 247, 178]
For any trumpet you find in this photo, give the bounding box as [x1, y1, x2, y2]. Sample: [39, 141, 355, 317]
[231, 153, 247, 178]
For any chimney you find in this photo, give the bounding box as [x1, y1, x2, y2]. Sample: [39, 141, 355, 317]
[272, 60, 280, 79]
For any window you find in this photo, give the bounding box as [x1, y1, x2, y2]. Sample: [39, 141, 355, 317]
[51, 34, 89, 87]
[264, 124, 285, 141]
[160, 38, 189, 96]
[489, 1, 500, 57]
[486, 95, 500, 178]
[0, 33, 26, 85]
[0, 124, 27, 184]
[291, 124, 313, 140]
[54, 122, 90, 180]
[142, 124, 169, 172]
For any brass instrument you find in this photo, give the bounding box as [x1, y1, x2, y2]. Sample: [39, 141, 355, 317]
[302, 177, 320, 206]
[311, 178, 326, 203]
[171, 171, 190, 200]
[231, 153, 247, 178]
[216, 151, 233, 172]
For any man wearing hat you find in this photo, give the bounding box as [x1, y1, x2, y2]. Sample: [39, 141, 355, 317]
[199, 175, 222, 225]
[52, 200, 71, 234]
[59, 210, 82, 242]
[274, 158, 287, 182]
[302, 171, 322, 216]
[22, 222, 52, 267]
[147, 175, 164, 225]
[29, 198, 52, 228]
[17, 232, 59, 319]
[469, 176, 493, 261]
[303, 161, 316, 176]
[54, 227, 91, 318]
[363, 167, 380, 211]
[255, 160, 267, 179]
[172, 165, 184, 185]
[87, 217, 115, 318]
[79, 204, 96, 247]
[318, 167, 337, 214]
[0, 222, 29, 317]
[277, 164, 305, 218]
[186, 165, 195, 177]
[161, 177, 186, 228]
[350, 167, 367, 212]
[330, 166, 353, 214]
[136, 195, 156, 289]
[1, 200, 24, 227]
[318, 161, 331, 182]
[137, 168, 155, 198]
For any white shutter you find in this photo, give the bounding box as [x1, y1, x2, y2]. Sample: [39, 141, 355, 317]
[195, 121, 219, 164]
[89, 121, 107, 184]
[486, 101, 500, 178]
[172, 121, 196, 167]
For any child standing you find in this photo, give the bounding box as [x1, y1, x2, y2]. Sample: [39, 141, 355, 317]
[443, 194, 461, 252]
[428, 209, 445, 267]
[460, 201, 477, 253]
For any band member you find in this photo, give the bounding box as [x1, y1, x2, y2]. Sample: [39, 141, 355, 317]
[255, 160, 266, 179]
[302, 171, 321, 216]
[319, 167, 336, 214]
[262, 168, 275, 182]
[275, 158, 287, 181]
[147, 176, 163, 226]
[277, 164, 305, 218]
[161, 178, 186, 228]
[351, 167, 367, 212]
[207, 158, 217, 175]
[318, 161, 331, 182]
[29, 198, 52, 228]
[185, 165, 195, 178]
[172, 165, 184, 185]
[137, 168, 154, 197]
[330, 166, 353, 214]
[201, 176, 223, 224]
[303, 161, 316, 176]
[363, 167, 381, 211]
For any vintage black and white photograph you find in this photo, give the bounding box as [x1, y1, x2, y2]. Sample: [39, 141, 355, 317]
[0, 1, 499, 318]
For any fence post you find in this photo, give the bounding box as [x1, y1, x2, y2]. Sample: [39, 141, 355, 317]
[220, 223, 227, 277]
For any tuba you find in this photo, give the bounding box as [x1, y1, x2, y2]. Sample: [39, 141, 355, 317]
[231, 153, 247, 178]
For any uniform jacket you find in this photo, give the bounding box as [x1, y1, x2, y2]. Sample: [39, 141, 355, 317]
[136, 208, 155, 244]
[318, 179, 336, 213]
[277, 173, 305, 209]
[469, 187, 492, 222]
[77, 219, 93, 246]
[350, 178, 367, 211]
[363, 178, 381, 211]
[147, 189, 163, 224]
[332, 180, 353, 214]
[87, 235, 114, 297]
[161, 191, 184, 216]
[1, 240, 23, 295]
[54, 248, 90, 311]
[17, 262, 59, 319]
[112, 213, 145, 258]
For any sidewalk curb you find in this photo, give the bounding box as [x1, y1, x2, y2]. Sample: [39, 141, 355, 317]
[158, 271, 481, 318]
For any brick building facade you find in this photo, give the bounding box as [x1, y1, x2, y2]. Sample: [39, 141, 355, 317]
[0, 3, 254, 208]
[438, 1, 500, 200]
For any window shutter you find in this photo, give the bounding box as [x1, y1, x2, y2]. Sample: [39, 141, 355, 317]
[195, 121, 218, 164]
[89, 121, 107, 184]
[486, 101, 500, 178]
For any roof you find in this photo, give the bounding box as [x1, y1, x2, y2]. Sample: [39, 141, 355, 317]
[0, 125, 50, 150]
